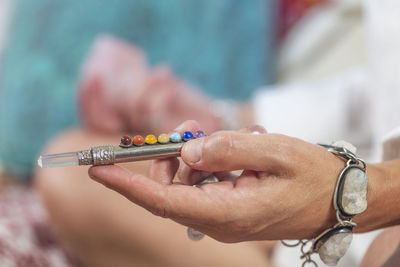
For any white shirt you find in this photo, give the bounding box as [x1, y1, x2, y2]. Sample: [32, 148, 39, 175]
[252, 0, 400, 266]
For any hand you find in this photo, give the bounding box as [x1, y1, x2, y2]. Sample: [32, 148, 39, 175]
[78, 35, 220, 134]
[78, 34, 149, 132]
[88, 120, 352, 243]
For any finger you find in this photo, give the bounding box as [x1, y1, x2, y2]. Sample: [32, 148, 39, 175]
[147, 88, 178, 131]
[148, 158, 180, 185]
[181, 132, 295, 173]
[88, 165, 230, 221]
[146, 66, 179, 114]
[79, 74, 124, 132]
[89, 165, 172, 216]
[177, 162, 212, 185]
[178, 161, 237, 185]
[171, 120, 200, 136]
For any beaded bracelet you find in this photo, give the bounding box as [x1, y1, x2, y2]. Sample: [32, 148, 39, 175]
[282, 141, 368, 267]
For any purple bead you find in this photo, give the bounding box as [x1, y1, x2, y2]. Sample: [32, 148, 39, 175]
[182, 131, 194, 141]
[194, 130, 205, 138]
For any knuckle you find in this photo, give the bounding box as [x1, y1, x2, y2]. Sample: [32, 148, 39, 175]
[142, 187, 172, 219]
[203, 132, 235, 167]
[149, 206, 169, 218]
[148, 194, 171, 218]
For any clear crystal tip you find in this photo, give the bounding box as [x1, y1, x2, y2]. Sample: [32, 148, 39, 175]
[37, 156, 43, 168]
[37, 152, 79, 168]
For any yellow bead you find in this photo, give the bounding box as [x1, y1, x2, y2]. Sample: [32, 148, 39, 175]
[158, 133, 170, 144]
[145, 134, 157, 145]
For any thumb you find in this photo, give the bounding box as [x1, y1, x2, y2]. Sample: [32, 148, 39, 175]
[181, 132, 292, 172]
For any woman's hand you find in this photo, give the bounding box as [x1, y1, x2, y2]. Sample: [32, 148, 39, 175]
[78, 35, 220, 134]
[88, 121, 351, 242]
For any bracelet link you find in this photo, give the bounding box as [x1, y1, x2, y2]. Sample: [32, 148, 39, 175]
[282, 141, 368, 266]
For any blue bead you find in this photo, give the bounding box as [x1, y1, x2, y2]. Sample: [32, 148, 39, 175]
[170, 132, 182, 143]
[182, 131, 194, 141]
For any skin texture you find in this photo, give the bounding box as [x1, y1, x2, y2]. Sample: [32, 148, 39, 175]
[89, 121, 400, 246]
[34, 127, 274, 267]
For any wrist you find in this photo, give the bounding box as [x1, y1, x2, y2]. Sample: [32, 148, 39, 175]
[283, 142, 372, 266]
[355, 159, 400, 232]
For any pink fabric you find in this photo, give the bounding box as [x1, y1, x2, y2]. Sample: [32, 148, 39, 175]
[0, 186, 77, 267]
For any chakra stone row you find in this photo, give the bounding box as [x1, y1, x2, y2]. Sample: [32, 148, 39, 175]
[120, 130, 205, 148]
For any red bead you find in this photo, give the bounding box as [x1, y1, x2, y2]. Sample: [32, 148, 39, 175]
[120, 135, 132, 146]
[133, 135, 145, 146]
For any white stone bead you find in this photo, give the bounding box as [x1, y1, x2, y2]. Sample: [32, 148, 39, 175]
[331, 140, 357, 154]
[187, 227, 204, 241]
[341, 168, 368, 215]
[318, 232, 353, 266]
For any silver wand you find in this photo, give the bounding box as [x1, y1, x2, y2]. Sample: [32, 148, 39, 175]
[37, 142, 184, 168]
[37, 131, 205, 168]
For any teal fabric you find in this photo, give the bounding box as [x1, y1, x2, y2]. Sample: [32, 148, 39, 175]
[0, 0, 276, 178]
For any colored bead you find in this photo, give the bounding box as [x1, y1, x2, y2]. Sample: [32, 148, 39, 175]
[133, 135, 145, 146]
[170, 132, 182, 143]
[120, 135, 132, 147]
[194, 130, 205, 138]
[145, 134, 157, 145]
[182, 131, 194, 141]
[158, 133, 170, 144]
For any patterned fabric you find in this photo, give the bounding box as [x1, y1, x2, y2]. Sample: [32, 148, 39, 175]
[0, 186, 77, 267]
[0, 0, 276, 178]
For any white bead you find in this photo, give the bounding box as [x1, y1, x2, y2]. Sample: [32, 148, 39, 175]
[187, 227, 204, 241]
[341, 168, 368, 215]
[331, 140, 357, 154]
[318, 232, 353, 266]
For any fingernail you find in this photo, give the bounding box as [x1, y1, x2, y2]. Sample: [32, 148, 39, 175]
[175, 121, 186, 131]
[248, 125, 267, 135]
[182, 139, 203, 164]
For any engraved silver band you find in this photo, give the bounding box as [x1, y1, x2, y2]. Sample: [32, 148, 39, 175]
[77, 145, 115, 166]
[92, 145, 115, 166]
[78, 149, 93, 165]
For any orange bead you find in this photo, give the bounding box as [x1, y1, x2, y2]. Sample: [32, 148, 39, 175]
[145, 134, 157, 145]
[133, 135, 145, 146]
